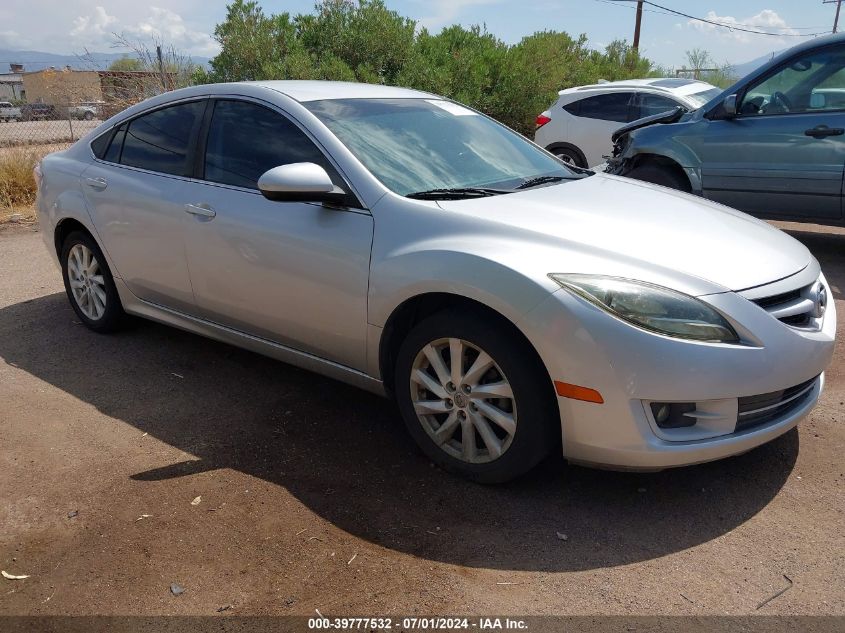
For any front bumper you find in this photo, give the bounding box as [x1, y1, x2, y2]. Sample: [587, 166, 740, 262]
[517, 275, 836, 470]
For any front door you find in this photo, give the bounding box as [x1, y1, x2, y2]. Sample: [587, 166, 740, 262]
[697, 44, 845, 222]
[180, 98, 373, 371]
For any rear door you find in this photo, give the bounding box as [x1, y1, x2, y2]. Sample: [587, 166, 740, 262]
[178, 98, 374, 370]
[565, 92, 637, 165]
[81, 99, 207, 313]
[696, 44, 845, 222]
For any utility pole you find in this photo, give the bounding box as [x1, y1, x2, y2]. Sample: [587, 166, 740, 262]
[824, 0, 843, 33]
[156, 45, 168, 92]
[633, 0, 644, 50]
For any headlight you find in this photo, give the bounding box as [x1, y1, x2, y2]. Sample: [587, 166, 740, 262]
[549, 274, 739, 343]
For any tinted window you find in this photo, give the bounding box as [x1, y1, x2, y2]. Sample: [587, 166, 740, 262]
[571, 93, 635, 122]
[639, 94, 682, 118]
[204, 100, 336, 190]
[104, 125, 126, 163]
[90, 129, 112, 159]
[121, 101, 204, 176]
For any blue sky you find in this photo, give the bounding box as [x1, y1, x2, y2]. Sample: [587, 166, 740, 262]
[0, 1, 840, 67]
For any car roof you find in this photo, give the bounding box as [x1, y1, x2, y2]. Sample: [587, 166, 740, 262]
[241, 80, 437, 102]
[559, 77, 716, 97]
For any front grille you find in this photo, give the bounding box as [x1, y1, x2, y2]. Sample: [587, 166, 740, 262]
[751, 281, 824, 330]
[735, 376, 818, 432]
[753, 288, 801, 309]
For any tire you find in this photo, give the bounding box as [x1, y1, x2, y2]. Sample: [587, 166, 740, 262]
[394, 309, 559, 483]
[625, 163, 689, 191]
[551, 147, 586, 168]
[60, 230, 125, 333]
[84, 111, 94, 121]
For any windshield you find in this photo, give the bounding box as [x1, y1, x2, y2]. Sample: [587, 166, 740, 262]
[305, 98, 579, 196]
[686, 87, 723, 108]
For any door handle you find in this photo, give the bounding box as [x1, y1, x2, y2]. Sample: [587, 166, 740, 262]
[184, 203, 216, 219]
[804, 125, 844, 138]
[85, 176, 108, 190]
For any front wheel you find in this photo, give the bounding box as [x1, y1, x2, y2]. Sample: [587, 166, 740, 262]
[394, 310, 558, 483]
[61, 231, 125, 333]
[624, 163, 689, 192]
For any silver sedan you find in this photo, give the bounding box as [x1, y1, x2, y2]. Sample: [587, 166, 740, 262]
[36, 81, 836, 482]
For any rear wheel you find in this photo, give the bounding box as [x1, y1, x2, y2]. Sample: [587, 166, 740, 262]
[551, 147, 586, 168]
[625, 163, 689, 191]
[60, 231, 125, 333]
[394, 310, 558, 483]
[84, 111, 94, 121]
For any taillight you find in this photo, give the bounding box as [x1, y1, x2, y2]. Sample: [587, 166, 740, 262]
[535, 114, 551, 129]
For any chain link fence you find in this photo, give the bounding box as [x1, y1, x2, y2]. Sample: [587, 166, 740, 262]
[0, 69, 167, 211]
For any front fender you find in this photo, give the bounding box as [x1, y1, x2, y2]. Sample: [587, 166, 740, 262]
[368, 246, 556, 329]
[612, 124, 704, 194]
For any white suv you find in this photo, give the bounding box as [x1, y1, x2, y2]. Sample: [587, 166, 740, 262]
[534, 78, 721, 167]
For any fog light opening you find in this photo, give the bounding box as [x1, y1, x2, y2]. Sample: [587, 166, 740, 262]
[650, 402, 697, 428]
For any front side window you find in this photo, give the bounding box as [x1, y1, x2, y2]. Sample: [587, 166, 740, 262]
[740, 45, 845, 116]
[305, 98, 577, 196]
[203, 99, 339, 190]
[639, 94, 682, 118]
[120, 101, 205, 176]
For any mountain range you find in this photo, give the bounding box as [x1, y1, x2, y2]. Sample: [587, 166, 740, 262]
[0, 46, 778, 77]
[0, 48, 211, 73]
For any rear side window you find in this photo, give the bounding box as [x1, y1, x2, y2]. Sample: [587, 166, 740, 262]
[104, 125, 126, 163]
[120, 101, 205, 176]
[566, 92, 636, 122]
[90, 129, 112, 159]
[203, 99, 338, 190]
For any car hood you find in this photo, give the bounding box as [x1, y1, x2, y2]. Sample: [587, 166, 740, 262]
[436, 174, 811, 294]
[610, 106, 686, 143]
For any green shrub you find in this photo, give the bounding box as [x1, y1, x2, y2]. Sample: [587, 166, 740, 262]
[207, 0, 658, 134]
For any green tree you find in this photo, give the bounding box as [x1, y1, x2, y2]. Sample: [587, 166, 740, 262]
[209, 0, 303, 81]
[108, 56, 144, 72]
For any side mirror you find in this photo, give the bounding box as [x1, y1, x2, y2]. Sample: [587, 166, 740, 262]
[810, 92, 826, 109]
[722, 94, 738, 118]
[257, 162, 347, 204]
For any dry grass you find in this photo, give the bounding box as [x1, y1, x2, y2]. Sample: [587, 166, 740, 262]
[0, 147, 40, 208]
[0, 143, 68, 212]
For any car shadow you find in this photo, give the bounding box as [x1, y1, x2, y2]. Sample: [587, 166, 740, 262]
[0, 293, 798, 572]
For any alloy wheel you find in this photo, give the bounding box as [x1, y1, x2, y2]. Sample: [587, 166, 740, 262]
[67, 243, 107, 321]
[409, 337, 517, 463]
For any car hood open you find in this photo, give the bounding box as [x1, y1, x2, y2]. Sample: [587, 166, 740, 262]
[436, 174, 811, 294]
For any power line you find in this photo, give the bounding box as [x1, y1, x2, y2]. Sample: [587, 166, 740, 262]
[604, 0, 829, 37]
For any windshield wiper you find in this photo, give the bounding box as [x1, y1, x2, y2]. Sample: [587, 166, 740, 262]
[515, 175, 569, 190]
[405, 187, 511, 200]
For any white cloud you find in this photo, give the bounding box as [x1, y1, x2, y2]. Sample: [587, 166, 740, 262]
[417, 0, 502, 31]
[688, 9, 797, 43]
[66, 5, 218, 57]
[125, 7, 218, 56]
[70, 6, 118, 38]
[0, 29, 29, 48]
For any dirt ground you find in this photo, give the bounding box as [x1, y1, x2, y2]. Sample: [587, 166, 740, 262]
[0, 220, 843, 617]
